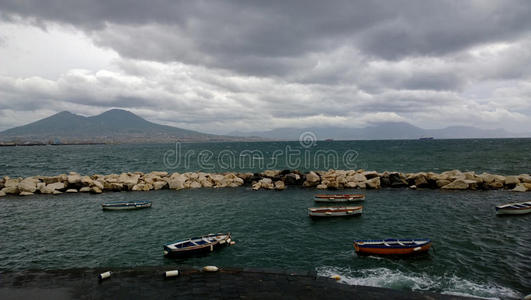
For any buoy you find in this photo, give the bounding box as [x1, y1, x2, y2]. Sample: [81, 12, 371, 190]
[230, 241, 236, 245]
[98, 271, 111, 281]
[203, 266, 219, 272]
[164, 270, 179, 278]
[163, 250, 168, 255]
[331, 275, 341, 281]
[413, 247, 421, 251]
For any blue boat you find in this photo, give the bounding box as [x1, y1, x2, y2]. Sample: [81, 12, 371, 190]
[101, 200, 152, 211]
[353, 238, 432, 255]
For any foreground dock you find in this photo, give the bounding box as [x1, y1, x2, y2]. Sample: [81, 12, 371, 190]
[0, 267, 476, 299]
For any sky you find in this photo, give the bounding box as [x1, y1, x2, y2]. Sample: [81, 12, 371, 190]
[0, 0, 530, 134]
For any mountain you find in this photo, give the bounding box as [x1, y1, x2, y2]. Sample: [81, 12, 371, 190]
[0, 109, 243, 143]
[229, 122, 527, 140]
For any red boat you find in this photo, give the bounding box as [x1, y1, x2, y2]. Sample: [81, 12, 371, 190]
[353, 239, 432, 256]
[314, 194, 365, 203]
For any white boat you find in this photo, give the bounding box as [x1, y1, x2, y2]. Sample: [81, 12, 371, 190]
[495, 201, 531, 215]
[308, 206, 363, 217]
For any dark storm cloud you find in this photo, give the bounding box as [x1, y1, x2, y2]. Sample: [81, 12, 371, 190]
[2, 0, 531, 80]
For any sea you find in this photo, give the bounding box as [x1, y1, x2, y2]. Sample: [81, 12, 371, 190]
[0, 138, 530, 299]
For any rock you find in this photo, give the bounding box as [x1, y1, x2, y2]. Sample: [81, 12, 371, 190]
[47, 182, 65, 191]
[365, 177, 381, 189]
[167, 174, 186, 190]
[17, 178, 38, 193]
[0, 190, 5, 197]
[274, 181, 286, 190]
[79, 187, 91, 192]
[305, 171, 320, 183]
[52, 190, 62, 195]
[67, 173, 82, 185]
[409, 185, 417, 190]
[436, 179, 451, 188]
[414, 174, 429, 188]
[92, 180, 104, 190]
[504, 176, 520, 187]
[36, 182, 45, 190]
[1, 186, 18, 194]
[345, 182, 358, 188]
[389, 173, 408, 187]
[362, 171, 379, 179]
[103, 182, 124, 191]
[519, 174, 531, 183]
[284, 173, 301, 185]
[316, 184, 327, 189]
[91, 186, 103, 194]
[4, 178, 21, 189]
[153, 181, 168, 190]
[200, 179, 214, 188]
[262, 170, 281, 178]
[149, 171, 168, 177]
[252, 182, 261, 190]
[441, 179, 474, 190]
[525, 183, 531, 190]
[80, 176, 94, 186]
[66, 189, 78, 193]
[512, 184, 527, 192]
[236, 172, 254, 183]
[19, 191, 34, 196]
[189, 181, 202, 189]
[117, 173, 140, 189]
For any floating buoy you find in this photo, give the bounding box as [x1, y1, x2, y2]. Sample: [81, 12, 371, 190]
[164, 270, 179, 278]
[331, 275, 341, 281]
[230, 241, 236, 245]
[163, 250, 168, 256]
[98, 271, 111, 281]
[203, 266, 219, 272]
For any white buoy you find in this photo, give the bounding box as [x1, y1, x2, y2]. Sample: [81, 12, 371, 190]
[203, 266, 219, 272]
[164, 270, 179, 278]
[230, 241, 236, 245]
[163, 250, 168, 255]
[98, 271, 111, 281]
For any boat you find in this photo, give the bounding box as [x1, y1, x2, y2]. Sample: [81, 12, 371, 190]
[101, 200, 152, 211]
[495, 201, 531, 215]
[353, 238, 432, 255]
[308, 206, 363, 217]
[419, 137, 434, 140]
[314, 194, 365, 203]
[163, 233, 232, 258]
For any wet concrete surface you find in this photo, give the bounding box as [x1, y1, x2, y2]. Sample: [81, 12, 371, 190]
[0, 266, 477, 299]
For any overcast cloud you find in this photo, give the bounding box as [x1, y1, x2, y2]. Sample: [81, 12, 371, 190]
[0, 0, 530, 134]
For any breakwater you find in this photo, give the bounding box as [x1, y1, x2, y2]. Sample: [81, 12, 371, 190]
[1, 169, 530, 197]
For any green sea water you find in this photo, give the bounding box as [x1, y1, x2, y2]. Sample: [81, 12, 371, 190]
[1, 139, 530, 298]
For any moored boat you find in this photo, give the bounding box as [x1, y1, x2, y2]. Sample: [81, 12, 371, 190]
[495, 201, 531, 215]
[353, 238, 432, 256]
[163, 233, 232, 258]
[101, 200, 152, 211]
[314, 194, 365, 203]
[308, 206, 363, 217]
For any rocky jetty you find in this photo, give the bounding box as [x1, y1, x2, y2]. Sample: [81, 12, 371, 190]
[0, 169, 530, 197]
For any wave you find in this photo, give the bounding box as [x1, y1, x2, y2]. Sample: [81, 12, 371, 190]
[316, 266, 521, 299]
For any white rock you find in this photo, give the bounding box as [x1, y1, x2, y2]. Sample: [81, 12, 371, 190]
[79, 187, 91, 192]
[316, 184, 327, 189]
[305, 171, 320, 183]
[66, 189, 78, 193]
[19, 191, 34, 196]
[67, 173, 82, 184]
[274, 181, 286, 190]
[17, 179, 38, 193]
[512, 184, 527, 192]
[189, 181, 202, 189]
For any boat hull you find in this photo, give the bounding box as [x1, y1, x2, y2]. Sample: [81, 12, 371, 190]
[353, 239, 431, 256]
[164, 233, 231, 258]
[495, 201, 531, 215]
[102, 202, 152, 211]
[314, 197, 365, 203]
[308, 206, 363, 218]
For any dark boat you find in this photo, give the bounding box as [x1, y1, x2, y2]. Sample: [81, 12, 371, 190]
[163, 233, 232, 258]
[353, 238, 432, 256]
[101, 200, 152, 211]
[419, 137, 434, 140]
